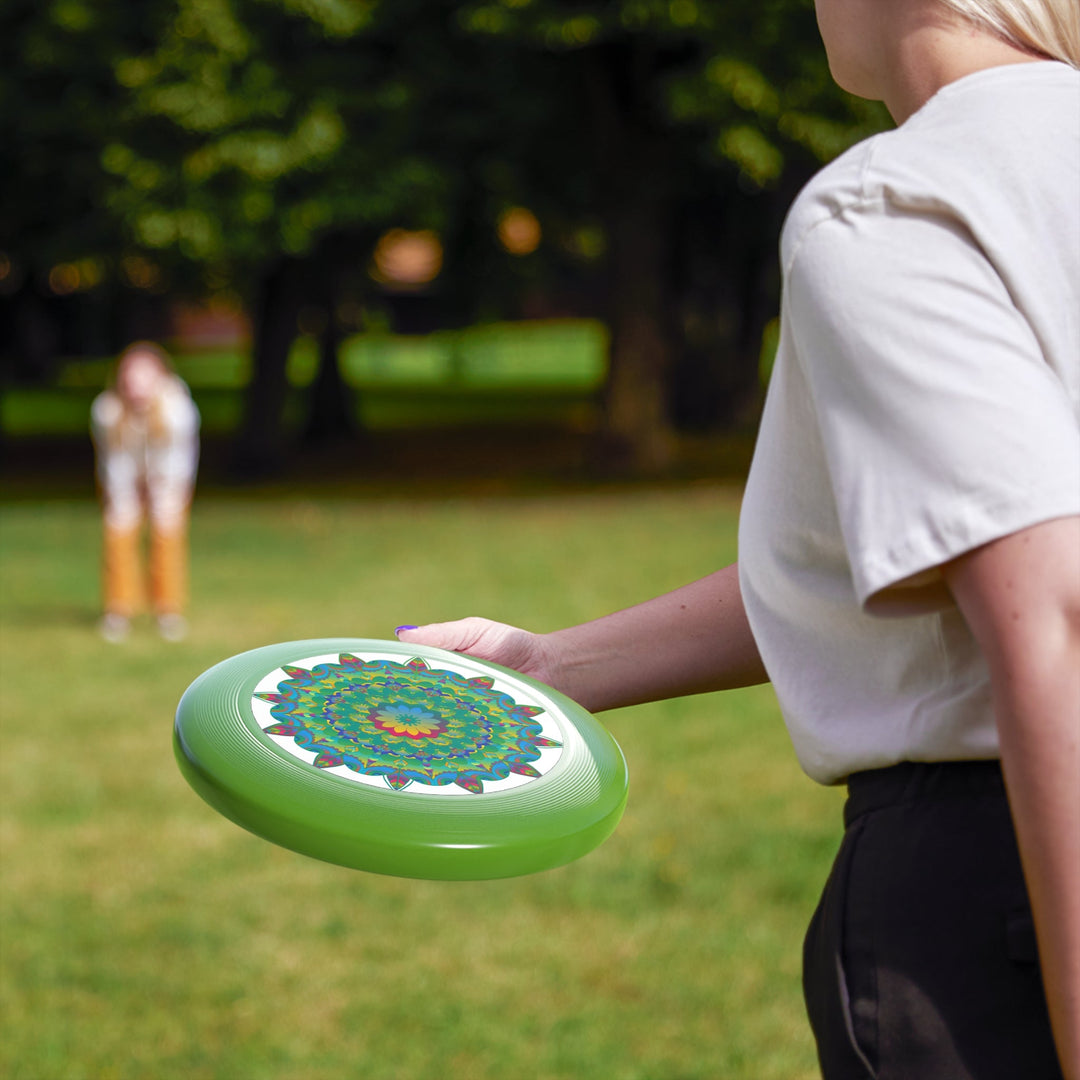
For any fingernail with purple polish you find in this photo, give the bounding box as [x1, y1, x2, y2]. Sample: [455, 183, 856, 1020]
[395, 625, 418, 636]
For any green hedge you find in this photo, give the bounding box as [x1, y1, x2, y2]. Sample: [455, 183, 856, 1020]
[3, 320, 609, 436]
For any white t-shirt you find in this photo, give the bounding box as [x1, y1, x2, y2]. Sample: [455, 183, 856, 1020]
[92, 375, 200, 531]
[739, 61, 1080, 785]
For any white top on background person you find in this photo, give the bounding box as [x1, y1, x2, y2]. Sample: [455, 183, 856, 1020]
[396, 1, 1080, 1073]
[738, 59, 1080, 785]
[91, 343, 200, 532]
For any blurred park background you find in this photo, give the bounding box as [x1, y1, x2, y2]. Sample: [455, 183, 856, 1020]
[0, 1, 889, 1076]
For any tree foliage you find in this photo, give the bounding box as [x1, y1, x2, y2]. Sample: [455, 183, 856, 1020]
[1, 0, 890, 471]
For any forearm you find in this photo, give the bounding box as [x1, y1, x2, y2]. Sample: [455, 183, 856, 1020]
[541, 562, 768, 712]
[946, 517, 1080, 1078]
[994, 645, 1080, 1079]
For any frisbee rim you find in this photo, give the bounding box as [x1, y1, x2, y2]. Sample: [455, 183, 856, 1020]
[174, 637, 628, 879]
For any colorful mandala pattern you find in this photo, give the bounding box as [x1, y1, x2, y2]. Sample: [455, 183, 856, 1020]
[254, 654, 562, 794]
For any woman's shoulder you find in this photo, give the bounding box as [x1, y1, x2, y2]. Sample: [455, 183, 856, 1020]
[782, 62, 1079, 273]
[91, 389, 124, 429]
[156, 375, 200, 429]
[161, 372, 194, 401]
[779, 136, 885, 270]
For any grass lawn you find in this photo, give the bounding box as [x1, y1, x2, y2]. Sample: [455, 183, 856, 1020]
[0, 485, 842, 1080]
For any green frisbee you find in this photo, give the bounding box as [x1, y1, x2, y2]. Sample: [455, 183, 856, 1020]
[174, 638, 628, 880]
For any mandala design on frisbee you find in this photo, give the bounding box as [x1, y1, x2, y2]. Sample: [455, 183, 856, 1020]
[252, 653, 563, 795]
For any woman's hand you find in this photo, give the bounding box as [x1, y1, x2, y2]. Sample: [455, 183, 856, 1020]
[396, 618, 562, 688]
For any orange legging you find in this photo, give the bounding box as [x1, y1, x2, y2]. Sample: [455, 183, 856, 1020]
[102, 516, 188, 618]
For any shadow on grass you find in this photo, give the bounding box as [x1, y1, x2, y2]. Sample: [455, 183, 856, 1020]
[1, 425, 758, 504]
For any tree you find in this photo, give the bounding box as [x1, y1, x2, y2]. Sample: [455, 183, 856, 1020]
[453, 0, 890, 470]
[98, 0, 560, 473]
[2, 0, 889, 473]
[0, 0, 177, 379]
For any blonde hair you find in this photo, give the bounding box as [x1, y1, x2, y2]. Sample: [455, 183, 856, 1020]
[938, 0, 1080, 66]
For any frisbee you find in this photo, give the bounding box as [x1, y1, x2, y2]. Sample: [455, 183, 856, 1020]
[174, 638, 628, 880]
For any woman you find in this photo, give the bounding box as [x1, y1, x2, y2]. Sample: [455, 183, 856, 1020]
[396, 1, 1079, 1076]
[91, 342, 200, 642]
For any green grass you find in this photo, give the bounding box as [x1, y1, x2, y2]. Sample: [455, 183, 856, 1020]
[0, 487, 842, 1079]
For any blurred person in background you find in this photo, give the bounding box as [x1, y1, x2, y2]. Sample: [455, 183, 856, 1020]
[398, 0, 1080, 1077]
[91, 341, 200, 643]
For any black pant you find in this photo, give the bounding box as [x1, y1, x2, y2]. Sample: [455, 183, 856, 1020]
[803, 761, 1063, 1080]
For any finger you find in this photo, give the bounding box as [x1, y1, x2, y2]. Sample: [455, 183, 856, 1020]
[395, 619, 485, 653]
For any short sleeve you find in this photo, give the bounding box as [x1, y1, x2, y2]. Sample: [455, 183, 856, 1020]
[787, 202, 1080, 612]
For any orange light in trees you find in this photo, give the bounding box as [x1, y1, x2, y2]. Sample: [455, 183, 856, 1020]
[121, 255, 163, 291]
[371, 229, 443, 288]
[48, 263, 82, 295]
[497, 207, 541, 256]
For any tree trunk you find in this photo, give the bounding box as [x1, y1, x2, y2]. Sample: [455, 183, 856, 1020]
[602, 188, 675, 472]
[3, 278, 60, 384]
[232, 257, 303, 479]
[302, 303, 355, 447]
[585, 42, 677, 475]
[668, 187, 781, 432]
